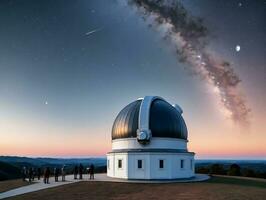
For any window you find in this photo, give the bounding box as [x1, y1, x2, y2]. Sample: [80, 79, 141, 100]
[190, 159, 193, 170]
[118, 159, 122, 169]
[137, 160, 142, 169]
[159, 160, 164, 169]
[181, 159, 184, 169]
[107, 159, 110, 169]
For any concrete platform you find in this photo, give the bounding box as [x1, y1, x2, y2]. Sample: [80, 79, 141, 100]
[0, 173, 209, 199]
[92, 173, 210, 183]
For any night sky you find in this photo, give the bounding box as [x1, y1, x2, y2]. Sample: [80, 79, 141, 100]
[0, 0, 265, 159]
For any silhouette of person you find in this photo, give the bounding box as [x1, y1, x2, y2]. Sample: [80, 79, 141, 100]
[37, 168, 41, 180]
[74, 165, 78, 179]
[22, 166, 27, 181]
[32, 167, 35, 181]
[43, 168, 47, 183]
[28, 167, 33, 183]
[47, 167, 51, 183]
[44, 167, 50, 184]
[79, 164, 83, 179]
[54, 167, 59, 182]
[89, 164, 94, 180]
[86, 167, 90, 177]
[61, 165, 66, 181]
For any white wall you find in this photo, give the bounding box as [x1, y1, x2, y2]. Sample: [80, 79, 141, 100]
[107, 153, 128, 179]
[107, 152, 195, 180]
[112, 138, 188, 151]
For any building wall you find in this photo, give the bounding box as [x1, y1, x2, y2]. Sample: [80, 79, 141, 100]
[112, 137, 187, 150]
[107, 152, 195, 179]
[107, 152, 128, 178]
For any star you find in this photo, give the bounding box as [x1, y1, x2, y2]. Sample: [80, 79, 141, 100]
[235, 45, 241, 52]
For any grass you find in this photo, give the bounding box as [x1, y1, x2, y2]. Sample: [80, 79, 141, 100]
[4, 176, 266, 200]
[0, 179, 33, 193]
[207, 176, 266, 188]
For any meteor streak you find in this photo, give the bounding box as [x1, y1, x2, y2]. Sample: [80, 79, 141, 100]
[85, 28, 102, 36]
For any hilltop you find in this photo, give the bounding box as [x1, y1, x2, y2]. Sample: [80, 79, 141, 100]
[3, 176, 266, 200]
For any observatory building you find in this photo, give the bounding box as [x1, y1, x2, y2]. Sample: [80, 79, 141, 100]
[107, 96, 195, 180]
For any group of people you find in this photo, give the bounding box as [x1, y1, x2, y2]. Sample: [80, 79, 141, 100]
[74, 164, 95, 180]
[22, 167, 41, 182]
[22, 164, 95, 184]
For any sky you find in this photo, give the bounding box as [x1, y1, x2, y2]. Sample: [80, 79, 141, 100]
[0, 0, 265, 159]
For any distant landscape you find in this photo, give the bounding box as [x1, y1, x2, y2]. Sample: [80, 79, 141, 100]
[0, 156, 265, 181]
[0, 156, 106, 181]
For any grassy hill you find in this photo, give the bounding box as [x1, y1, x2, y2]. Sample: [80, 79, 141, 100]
[4, 176, 266, 200]
[0, 161, 21, 181]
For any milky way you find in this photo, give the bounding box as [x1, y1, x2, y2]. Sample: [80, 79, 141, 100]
[129, 0, 250, 125]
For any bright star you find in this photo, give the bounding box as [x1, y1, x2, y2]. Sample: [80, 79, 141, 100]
[235, 45, 241, 52]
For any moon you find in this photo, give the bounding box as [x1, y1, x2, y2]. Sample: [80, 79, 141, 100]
[235, 45, 241, 52]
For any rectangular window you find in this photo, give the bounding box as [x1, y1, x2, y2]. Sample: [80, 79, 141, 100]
[107, 159, 110, 169]
[190, 159, 193, 170]
[159, 160, 164, 169]
[137, 160, 142, 169]
[181, 159, 184, 169]
[118, 159, 122, 169]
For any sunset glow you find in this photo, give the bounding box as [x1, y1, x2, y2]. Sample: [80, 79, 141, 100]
[0, 0, 265, 160]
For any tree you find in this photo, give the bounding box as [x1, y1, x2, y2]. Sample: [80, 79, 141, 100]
[195, 166, 210, 174]
[210, 164, 226, 175]
[227, 164, 241, 176]
[242, 168, 255, 177]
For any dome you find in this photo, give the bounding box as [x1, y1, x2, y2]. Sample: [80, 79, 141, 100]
[112, 96, 188, 140]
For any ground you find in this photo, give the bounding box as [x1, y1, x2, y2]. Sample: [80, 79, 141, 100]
[0, 179, 32, 193]
[4, 176, 266, 200]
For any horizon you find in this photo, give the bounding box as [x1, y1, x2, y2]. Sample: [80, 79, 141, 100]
[0, 0, 265, 159]
[1, 155, 266, 161]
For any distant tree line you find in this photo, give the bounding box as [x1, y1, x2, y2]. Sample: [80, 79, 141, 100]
[196, 163, 266, 179]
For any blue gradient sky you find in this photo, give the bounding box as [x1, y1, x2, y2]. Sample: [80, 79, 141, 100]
[0, 0, 265, 159]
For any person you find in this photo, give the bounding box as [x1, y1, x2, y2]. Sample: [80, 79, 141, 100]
[32, 167, 35, 181]
[28, 167, 33, 183]
[43, 167, 47, 183]
[44, 167, 50, 184]
[37, 168, 41, 180]
[54, 167, 59, 182]
[89, 164, 94, 180]
[47, 167, 51, 184]
[86, 167, 90, 177]
[22, 166, 27, 181]
[74, 165, 78, 180]
[78, 164, 83, 180]
[61, 165, 66, 182]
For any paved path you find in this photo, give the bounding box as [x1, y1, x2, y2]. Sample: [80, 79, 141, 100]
[0, 174, 209, 199]
[0, 178, 76, 199]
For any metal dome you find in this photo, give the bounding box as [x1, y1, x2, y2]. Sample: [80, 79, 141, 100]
[112, 96, 188, 140]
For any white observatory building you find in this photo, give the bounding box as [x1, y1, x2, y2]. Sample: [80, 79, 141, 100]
[107, 96, 195, 180]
